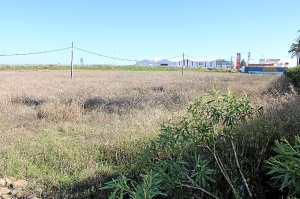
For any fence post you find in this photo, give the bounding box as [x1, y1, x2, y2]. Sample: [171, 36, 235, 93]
[182, 52, 184, 75]
[71, 42, 74, 79]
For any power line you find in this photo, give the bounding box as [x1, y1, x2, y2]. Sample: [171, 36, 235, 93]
[75, 47, 183, 62]
[166, 55, 182, 60]
[0, 46, 221, 64]
[185, 55, 199, 60]
[74, 47, 140, 62]
[0, 47, 72, 56]
[185, 54, 223, 61]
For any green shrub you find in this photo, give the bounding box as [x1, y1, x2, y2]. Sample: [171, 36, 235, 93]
[267, 136, 300, 197]
[102, 89, 257, 198]
[284, 65, 300, 87]
[100, 170, 167, 199]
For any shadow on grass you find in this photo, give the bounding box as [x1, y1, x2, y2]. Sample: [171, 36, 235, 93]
[11, 97, 46, 106]
[83, 92, 185, 114]
[83, 97, 143, 114]
[44, 174, 114, 199]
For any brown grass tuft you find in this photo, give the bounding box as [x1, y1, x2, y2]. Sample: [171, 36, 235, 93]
[37, 101, 82, 122]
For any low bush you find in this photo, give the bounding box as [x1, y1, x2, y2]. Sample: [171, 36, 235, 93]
[102, 89, 258, 198]
[267, 136, 300, 198]
[284, 65, 300, 87]
[102, 80, 300, 198]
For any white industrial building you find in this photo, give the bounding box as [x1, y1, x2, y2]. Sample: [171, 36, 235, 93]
[259, 59, 289, 67]
[136, 58, 233, 68]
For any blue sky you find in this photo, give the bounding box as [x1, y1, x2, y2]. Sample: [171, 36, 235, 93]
[1, 0, 299, 66]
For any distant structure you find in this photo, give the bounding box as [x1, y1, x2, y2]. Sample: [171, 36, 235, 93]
[80, 58, 83, 66]
[247, 52, 251, 65]
[236, 53, 241, 70]
[249, 59, 289, 67]
[239, 58, 289, 74]
[135, 58, 233, 68]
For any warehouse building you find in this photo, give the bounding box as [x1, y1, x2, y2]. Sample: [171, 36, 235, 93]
[136, 58, 233, 68]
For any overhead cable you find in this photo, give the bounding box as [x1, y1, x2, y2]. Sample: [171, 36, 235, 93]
[0, 47, 72, 57]
[74, 47, 140, 62]
[0, 45, 189, 63]
[185, 55, 204, 60]
[166, 55, 182, 60]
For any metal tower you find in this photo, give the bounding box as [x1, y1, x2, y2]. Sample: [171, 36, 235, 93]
[247, 52, 251, 66]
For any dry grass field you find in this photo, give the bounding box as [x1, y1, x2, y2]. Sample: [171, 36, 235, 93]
[0, 69, 297, 198]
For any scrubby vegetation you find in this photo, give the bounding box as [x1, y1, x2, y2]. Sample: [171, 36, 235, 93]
[285, 65, 300, 87]
[0, 69, 299, 198]
[267, 136, 300, 197]
[102, 90, 257, 198]
[101, 73, 300, 198]
[102, 79, 300, 198]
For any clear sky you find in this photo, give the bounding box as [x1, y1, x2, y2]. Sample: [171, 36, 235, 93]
[1, 0, 299, 66]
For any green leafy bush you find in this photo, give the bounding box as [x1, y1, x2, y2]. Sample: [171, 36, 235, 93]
[100, 170, 167, 199]
[267, 136, 300, 197]
[102, 90, 257, 198]
[284, 65, 300, 87]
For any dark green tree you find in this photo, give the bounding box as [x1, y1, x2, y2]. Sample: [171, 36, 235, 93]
[288, 38, 300, 66]
[241, 59, 247, 67]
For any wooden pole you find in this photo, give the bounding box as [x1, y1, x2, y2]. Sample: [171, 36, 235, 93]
[182, 52, 184, 75]
[71, 42, 74, 79]
[231, 56, 233, 73]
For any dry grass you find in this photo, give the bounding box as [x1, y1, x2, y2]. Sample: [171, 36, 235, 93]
[0, 70, 288, 197]
[0, 70, 277, 142]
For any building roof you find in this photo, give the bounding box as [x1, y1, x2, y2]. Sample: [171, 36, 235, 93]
[137, 58, 218, 63]
[266, 59, 280, 62]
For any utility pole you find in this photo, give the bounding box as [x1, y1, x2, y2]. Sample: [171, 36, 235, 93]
[247, 52, 251, 66]
[71, 42, 74, 79]
[182, 52, 184, 75]
[231, 56, 233, 73]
